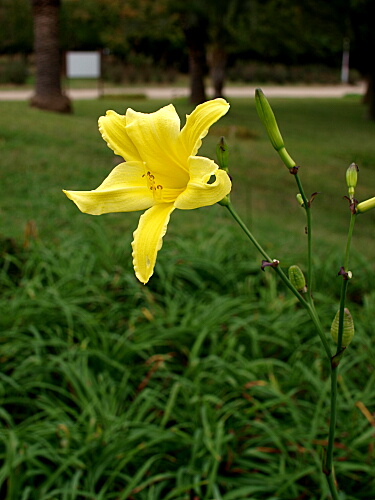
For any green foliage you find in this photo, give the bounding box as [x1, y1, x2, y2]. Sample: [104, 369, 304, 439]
[1, 225, 374, 498]
[60, 0, 109, 52]
[0, 0, 33, 54]
[228, 62, 349, 85]
[240, 0, 346, 65]
[60, 0, 185, 63]
[0, 0, 366, 77]
[0, 58, 29, 85]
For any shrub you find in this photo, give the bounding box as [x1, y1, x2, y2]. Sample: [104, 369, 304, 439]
[0, 58, 29, 85]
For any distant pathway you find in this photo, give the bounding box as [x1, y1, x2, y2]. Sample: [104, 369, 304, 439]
[0, 83, 366, 101]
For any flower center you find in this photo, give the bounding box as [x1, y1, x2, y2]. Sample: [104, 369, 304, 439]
[145, 170, 164, 201]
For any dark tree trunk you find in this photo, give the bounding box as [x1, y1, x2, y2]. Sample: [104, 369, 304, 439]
[364, 74, 375, 120]
[208, 44, 227, 98]
[184, 24, 207, 105]
[30, 0, 71, 113]
[350, 0, 375, 120]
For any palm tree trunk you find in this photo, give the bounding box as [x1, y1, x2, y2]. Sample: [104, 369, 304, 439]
[208, 44, 227, 98]
[364, 73, 375, 120]
[30, 0, 71, 113]
[184, 24, 207, 105]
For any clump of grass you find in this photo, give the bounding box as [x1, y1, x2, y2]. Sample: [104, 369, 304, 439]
[1, 225, 374, 499]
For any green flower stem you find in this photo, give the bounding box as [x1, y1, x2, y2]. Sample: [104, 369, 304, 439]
[344, 213, 356, 271]
[325, 366, 339, 495]
[226, 200, 344, 497]
[325, 212, 356, 491]
[226, 202, 302, 302]
[225, 203, 273, 263]
[293, 172, 333, 360]
[292, 173, 333, 360]
[336, 279, 349, 353]
[294, 172, 313, 298]
[226, 202, 332, 361]
[326, 465, 340, 500]
[294, 172, 332, 362]
[305, 302, 332, 361]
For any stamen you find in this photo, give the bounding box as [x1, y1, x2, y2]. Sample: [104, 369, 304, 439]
[154, 185, 163, 201]
[145, 170, 164, 201]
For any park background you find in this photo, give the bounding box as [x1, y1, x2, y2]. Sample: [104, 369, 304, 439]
[1, 1, 375, 499]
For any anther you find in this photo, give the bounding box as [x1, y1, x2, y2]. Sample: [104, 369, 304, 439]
[154, 185, 163, 201]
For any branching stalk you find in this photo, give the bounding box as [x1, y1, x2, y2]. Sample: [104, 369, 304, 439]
[225, 197, 349, 499]
[325, 212, 356, 491]
[294, 172, 313, 297]
[225, 201, 332, 361]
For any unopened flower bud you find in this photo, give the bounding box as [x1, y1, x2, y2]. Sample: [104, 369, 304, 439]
[255, 88, 296, 169]
[216, 136, 229, 172]
[330, 308, 354, 347]
[356, 196, 375, 214]
[288, 265, 307, 293]
[346, 163, 359, 200]
[296, 193, 304, 207]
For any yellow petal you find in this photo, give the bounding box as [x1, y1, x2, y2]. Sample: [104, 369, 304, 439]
[125, 105, 189, 188]
[63, 162, 154, 215]
[179, 98, 230, 157]
[98, 110, 142, 162]
[132, 203, 175, 284]
[174, 156, 232, 210]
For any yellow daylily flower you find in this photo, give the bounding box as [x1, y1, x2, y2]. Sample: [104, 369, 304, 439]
[63, 99, 231, 284]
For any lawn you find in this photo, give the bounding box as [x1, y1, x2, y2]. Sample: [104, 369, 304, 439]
[1, 95, 375, 256]
[0, 95, 375, 499]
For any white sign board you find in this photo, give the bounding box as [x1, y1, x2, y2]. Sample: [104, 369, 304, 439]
[66, 51, 101, 78]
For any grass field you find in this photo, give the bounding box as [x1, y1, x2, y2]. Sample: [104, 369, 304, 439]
[1, 95, 375, 499]
[1, 95, 375, 256]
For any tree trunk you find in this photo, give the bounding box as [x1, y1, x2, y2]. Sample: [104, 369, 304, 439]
[208, 44, 227, 98]
[30, 0, 71, 113]
[184, 25, 207, 105]
[364, 74, 375, 120]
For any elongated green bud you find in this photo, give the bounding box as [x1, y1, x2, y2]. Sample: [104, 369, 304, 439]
[356, 196, 375, 214]
[346, 163, 359, 200]
[330, 308, 354, 347]
[288, 265, 307, 293]
[255, 88, 296, 169]
[255, 89, 284, 150]
[216, 136, 229, 172]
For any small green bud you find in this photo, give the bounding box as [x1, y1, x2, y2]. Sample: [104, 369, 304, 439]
[296, 193, 304, 206]
[346, 163, 359, 200]
[330, 308, 354, 347]
[216, 136, 229, 172]
[356, 196, 375, 214]
[288, 265, 307, 293]
[255, 88, 296, 169]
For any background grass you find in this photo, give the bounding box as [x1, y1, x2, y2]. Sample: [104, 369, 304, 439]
[1, 95, 375, 257]
[0, 95, 375, 499]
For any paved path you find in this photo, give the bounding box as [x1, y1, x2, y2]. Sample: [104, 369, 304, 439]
[0, 83, 366, 101]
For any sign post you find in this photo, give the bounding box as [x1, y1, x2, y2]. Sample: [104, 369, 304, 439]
[66, 51, 102, 97]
